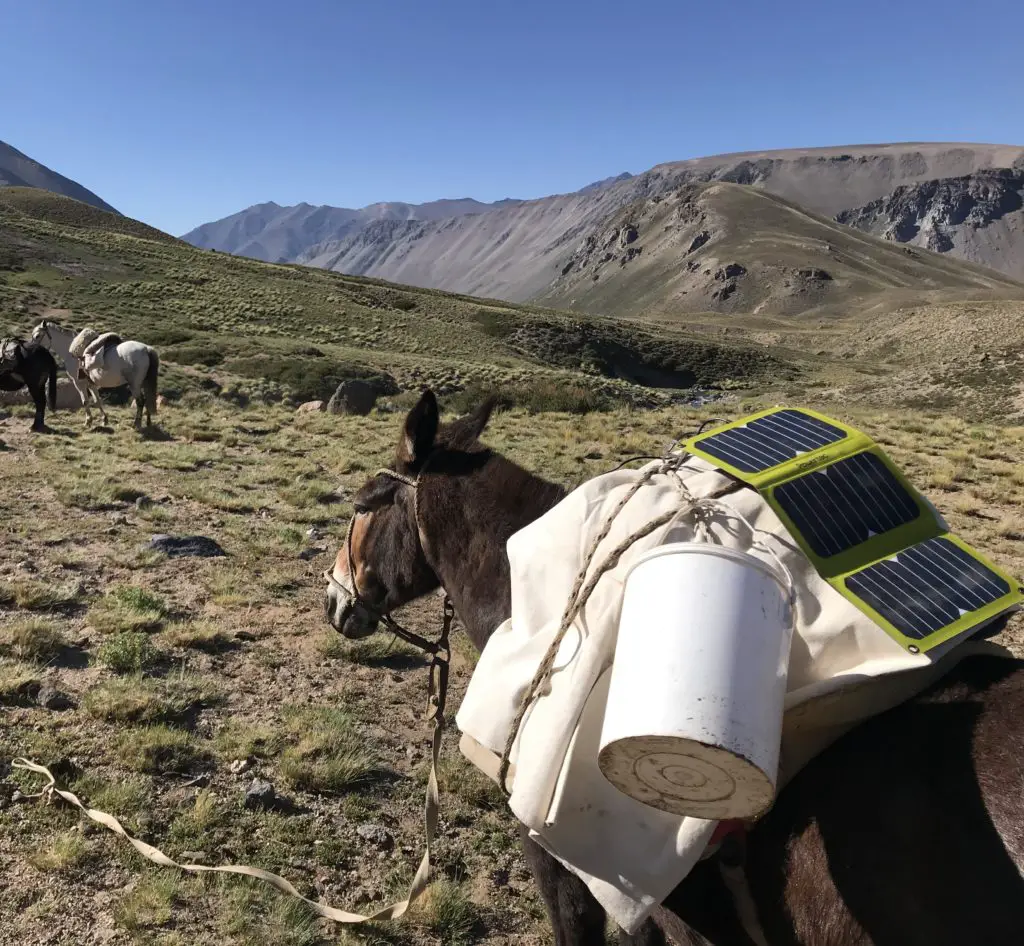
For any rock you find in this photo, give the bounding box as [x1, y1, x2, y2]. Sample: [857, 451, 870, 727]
[687, 230, 711, 254]
[244, 778, 276, 811]
[306, 527, 323, 540]
[796, 267, 833, 281]
[36, 683, 74, 711]
[235, 630, 257, 642]
[229, 759, 251, 775]
[326, 380, 378, 417]
[356, 824, 394, 850]
[619, 224, 639, 246]
[156, 395, 168, 410]
[135, 496, 152, 510]
[296, 400, 325, 413]
[16, 560, 35, 573]
[148, 534, 226, 558]
[298, 546, 326, 561]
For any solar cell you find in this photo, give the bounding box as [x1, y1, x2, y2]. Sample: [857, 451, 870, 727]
[773, 452, 920, 558]
[845, 537, 1012, 640]
[694, 409, 848, 474]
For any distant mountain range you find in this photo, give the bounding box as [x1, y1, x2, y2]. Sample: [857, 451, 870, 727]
[180, 144, 1024, 315]
[0, 139, 117, 214]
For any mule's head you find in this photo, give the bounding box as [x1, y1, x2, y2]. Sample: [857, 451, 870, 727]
[323, 389, 496, 638]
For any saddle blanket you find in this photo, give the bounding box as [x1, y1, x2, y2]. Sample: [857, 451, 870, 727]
[454, 453, 1016, 932]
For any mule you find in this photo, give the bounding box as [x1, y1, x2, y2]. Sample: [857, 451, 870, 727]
[0, 339, 58, 432]
[324, 390, 1024, 946]
[31, 319, 160, 429]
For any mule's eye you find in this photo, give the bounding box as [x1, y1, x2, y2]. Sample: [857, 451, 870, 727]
[353, 502, 369, 515]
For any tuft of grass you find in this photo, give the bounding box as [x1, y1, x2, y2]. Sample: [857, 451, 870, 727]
[213, 720, 285, 762]
[117, 725, 202, 774]
[0, 658, 41, 705]
[169, 789, 223, 845]
[279, 705, 380, 794]
[90, 585, 168, 634]
[83, 677, 167, 722]
[996, 514, 1024, 540]
[1, 617, 66, 662]
[115, 871, 184, 932]
[413, 880, 481, 946]
[97, 632, 159, 674]
[162, 620, 233, 652]
[317, 632, 424, 666]
[28, 829, 92, 873]
[0, 578, 84, 612]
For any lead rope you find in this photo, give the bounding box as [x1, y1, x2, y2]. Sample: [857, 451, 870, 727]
[13, 468, 453, 927]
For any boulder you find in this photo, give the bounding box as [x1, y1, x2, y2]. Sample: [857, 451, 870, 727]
[326, 380, 377, 416]
[296, 400, 325, 414]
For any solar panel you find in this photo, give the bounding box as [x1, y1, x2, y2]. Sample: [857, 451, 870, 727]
[693, 409, 848, 475]
[773, 452, 921, 558]
[845, 537, 1012, 641]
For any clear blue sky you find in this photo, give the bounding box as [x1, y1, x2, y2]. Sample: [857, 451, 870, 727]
[4, 0, 1021, 236]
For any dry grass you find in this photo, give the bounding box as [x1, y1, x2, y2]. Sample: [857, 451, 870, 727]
[0, 617, 66, 662]
[279, 706, 382, 794]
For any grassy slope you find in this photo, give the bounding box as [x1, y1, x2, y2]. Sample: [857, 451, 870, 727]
[0, 193, 789, 408]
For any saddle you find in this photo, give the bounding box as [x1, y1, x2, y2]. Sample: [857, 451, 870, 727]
[70, 329, 121, 378]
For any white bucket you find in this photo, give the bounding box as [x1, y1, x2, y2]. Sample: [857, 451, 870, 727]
[598, 541, 793, 821]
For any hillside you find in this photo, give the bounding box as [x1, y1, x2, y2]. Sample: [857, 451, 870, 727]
[0, 193, 788, 410]
[835, 166, 1024, 280]
[535, 182, 1024, 319]
[187, 143, 1024, 303]
[181, 196, 524, 264]
[0, 139, 117, 213]
[0, 188, 182, 246]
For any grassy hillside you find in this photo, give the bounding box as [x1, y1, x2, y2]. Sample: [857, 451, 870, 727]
[0, 194, 797, 411]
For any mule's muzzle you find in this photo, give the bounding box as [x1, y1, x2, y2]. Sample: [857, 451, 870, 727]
[323, 571, 379, 639]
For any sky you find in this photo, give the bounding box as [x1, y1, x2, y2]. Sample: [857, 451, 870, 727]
[3, 0, 1022, 236]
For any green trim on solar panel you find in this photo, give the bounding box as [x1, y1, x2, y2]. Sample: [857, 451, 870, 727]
[684, 407, 1023, 655]
[685, 407, 874, 490]
[836, 534, 1020, 654]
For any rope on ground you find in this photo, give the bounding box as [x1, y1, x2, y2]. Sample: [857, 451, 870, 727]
[11, 604, 453, 927]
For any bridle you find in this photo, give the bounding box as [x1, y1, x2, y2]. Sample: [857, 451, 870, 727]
[323, 462, 454, 723]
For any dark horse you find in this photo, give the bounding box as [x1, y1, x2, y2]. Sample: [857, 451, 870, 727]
[0, 339, 58, 431]
[324, 390, 1024, 946]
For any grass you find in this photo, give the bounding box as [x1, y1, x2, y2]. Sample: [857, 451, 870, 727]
[162, 620, 234, 652]
[97, 631, 159, 673]
[212, 720, 285, 762]
[318, 632, 425, 666]
[89, 585, 168, 634]
[115, 871, 185, 932]
[279, 706, 382, 794]
[0, 578, 84, 612]
[1, 617, 66, 662]
[27, 830, 92, 873]
[0, 658, 41, 705]
[413, 880, 481, 946]
[117, 724, 203, 774]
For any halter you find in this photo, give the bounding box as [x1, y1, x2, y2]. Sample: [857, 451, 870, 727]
[324, 464, 453, 658]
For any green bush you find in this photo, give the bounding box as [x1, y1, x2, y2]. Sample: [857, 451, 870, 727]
[445, 380, 611, 415]
[228, 355, 397, 403]
[164, 342, 224, 367]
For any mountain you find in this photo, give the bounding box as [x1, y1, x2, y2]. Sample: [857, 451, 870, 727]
[835, 165, 1024, 281]
[534, 181, 1023, 319]
[186, 143, 1024, 314]
[180, 196, 522, 264]
[0, 139, 117, 213]
[287, 143, 1024, 309]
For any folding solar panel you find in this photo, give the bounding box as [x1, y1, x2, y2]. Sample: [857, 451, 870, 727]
[684, 407, 1022, 655]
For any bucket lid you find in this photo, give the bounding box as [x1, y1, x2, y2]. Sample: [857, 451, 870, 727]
[625, 540, 791, 597]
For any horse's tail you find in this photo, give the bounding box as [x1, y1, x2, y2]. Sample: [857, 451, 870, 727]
[48, 354, 57, 410]
[144, 347, 160, 416]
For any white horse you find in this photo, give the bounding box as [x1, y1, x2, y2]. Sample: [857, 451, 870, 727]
[32, 320, 160, 429]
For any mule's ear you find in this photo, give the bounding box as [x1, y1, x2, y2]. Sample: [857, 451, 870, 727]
[352, 475, 399, 513]
[398, 389, 439, 470]
[461, 396, 497, 442]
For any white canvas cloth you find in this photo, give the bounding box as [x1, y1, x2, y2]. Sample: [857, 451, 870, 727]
[455, 454, 1014, 932]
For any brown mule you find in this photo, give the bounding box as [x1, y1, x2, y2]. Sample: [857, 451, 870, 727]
[324, 390, 1024, 946]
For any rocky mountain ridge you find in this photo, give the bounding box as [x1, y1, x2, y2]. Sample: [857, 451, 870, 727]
[0, 139, 117, 214]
